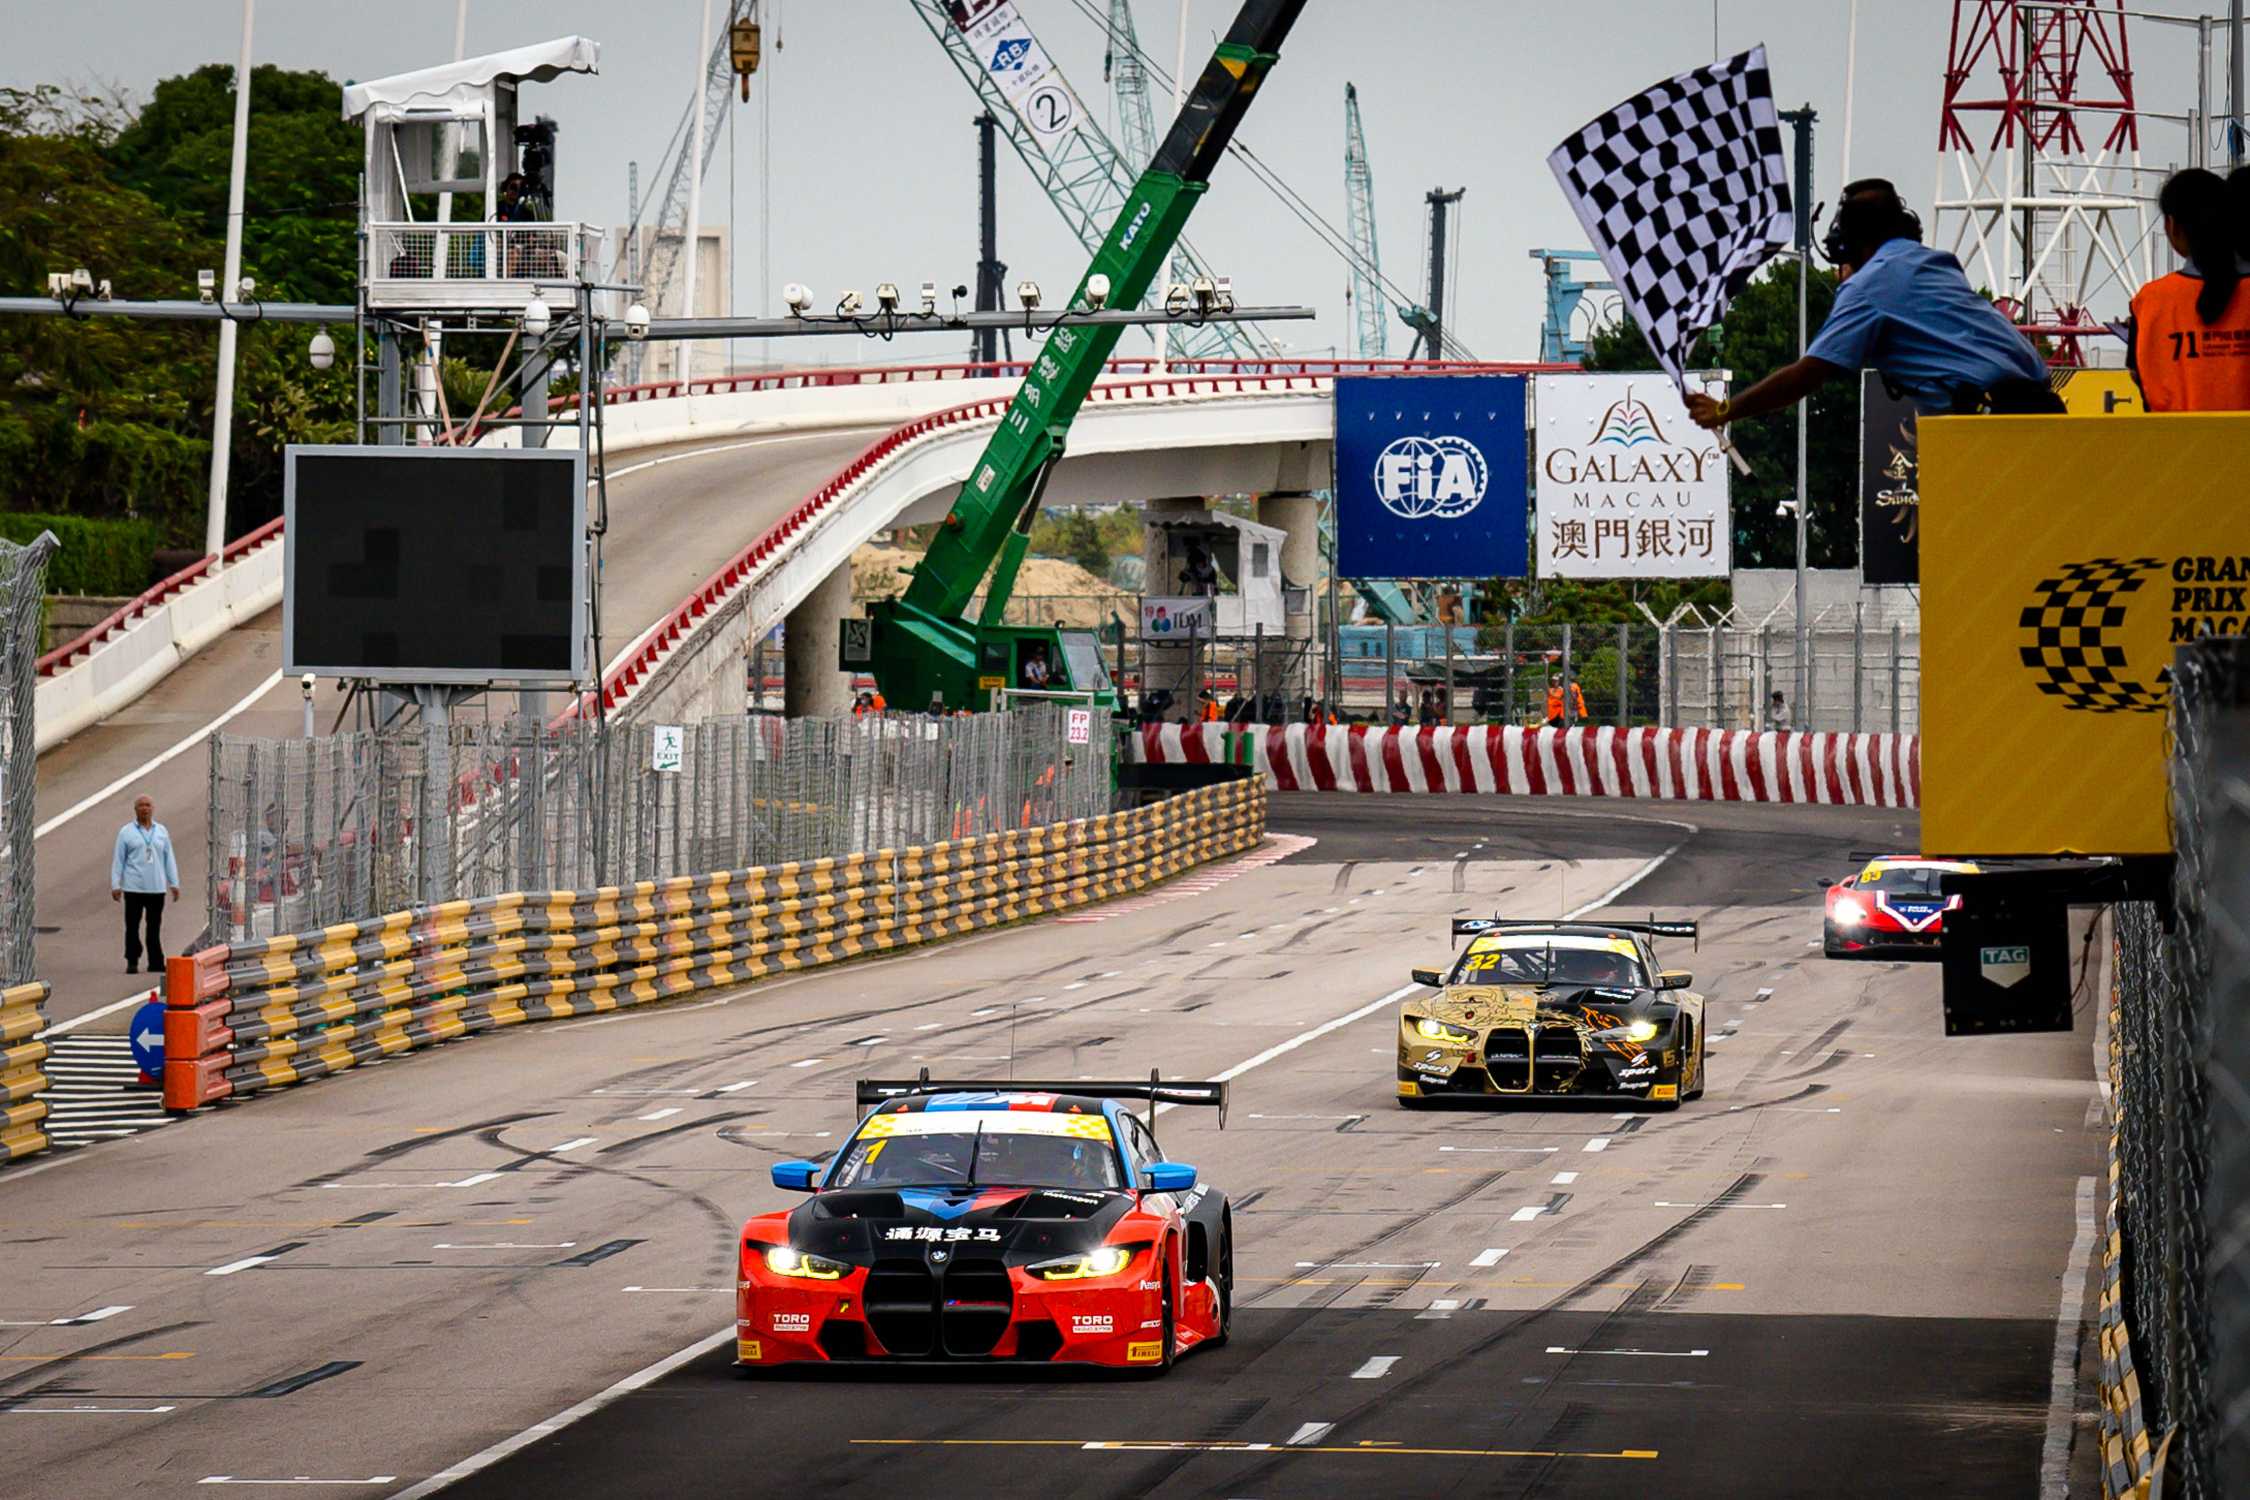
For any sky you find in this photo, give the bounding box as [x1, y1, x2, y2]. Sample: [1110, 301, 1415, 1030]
[4, 1, 2220, 364]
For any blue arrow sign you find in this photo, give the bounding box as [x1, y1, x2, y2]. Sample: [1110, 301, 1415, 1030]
[128, 998, 165, 1078]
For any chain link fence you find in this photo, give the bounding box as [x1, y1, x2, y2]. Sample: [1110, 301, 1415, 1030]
[2111, 637, 2248, 1497]
[207, 704, 1111, 942]
[0, 532, 56, 985]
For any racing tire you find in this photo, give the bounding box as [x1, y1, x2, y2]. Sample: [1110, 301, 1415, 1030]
[1685, 1019, 1707, 1102]
[1822, 923, 1845, 959]
[1137, 1242, 1178, 1378]
[1210, 1215, 1234, 1348]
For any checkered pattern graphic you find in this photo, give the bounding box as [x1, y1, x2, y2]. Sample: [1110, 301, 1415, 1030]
[2017, 558, 2167, 714]
[1547, 45, 1793, 383]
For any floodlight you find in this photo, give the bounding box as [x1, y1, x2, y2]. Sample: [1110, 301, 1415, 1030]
[784, 282, 812, 315]
[1083, 273, 1112, 311]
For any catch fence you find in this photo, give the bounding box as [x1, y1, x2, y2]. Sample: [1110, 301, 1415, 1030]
[2108, 637, 2249, 1497]
[0, 532, 56, 985]
[207, 705, 1110, 943]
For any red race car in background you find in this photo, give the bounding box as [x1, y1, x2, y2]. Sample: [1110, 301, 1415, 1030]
[738, 1074, 1232, 1372]
[1823, 856, 1980, 960]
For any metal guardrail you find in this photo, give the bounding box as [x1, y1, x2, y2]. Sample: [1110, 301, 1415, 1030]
[0, 981, 54, 1165]
[363, 221, 604, 309]
[2107, 637, 2248, 1498]
[163, 780, 1265, 1113]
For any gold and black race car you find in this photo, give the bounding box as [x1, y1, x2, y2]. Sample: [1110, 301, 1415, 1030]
[1397, 919, 1707, 1110]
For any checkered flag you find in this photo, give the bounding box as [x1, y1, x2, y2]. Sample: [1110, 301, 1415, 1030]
[1548, 45, 1792, 385]
[2017, 558, 2169, 714]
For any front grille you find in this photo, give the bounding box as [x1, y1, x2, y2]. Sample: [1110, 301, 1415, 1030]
[1486, 1024, 1585, 1093]
[818, 1321, 868, 1360]
[861, 1256, 1016, 1358]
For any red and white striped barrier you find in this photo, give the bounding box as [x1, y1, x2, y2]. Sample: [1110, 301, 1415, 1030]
[1131, 723, 1920, 808]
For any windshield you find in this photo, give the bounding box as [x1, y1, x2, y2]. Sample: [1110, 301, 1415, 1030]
[1859, 865, 1964, 896]
[827, 1114, 1123, 1192]
[1448, 938, 1647, 989]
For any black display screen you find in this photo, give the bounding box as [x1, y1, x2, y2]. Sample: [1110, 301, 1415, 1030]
[285, 447, 584, 683]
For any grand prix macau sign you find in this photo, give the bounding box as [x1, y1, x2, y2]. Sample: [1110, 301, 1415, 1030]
[1919, 412, 2250, 856]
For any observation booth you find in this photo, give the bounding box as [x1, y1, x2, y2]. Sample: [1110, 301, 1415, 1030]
[343, 36, 607, 314]
[1137, 511, 1304, 720]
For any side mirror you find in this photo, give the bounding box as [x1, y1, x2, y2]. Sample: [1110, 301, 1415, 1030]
[770, 1159, 820, 1191]
[1142, 1161, 1197, 1193]
[1410, 967, 1445, 988]
[1658, 970, 1692, 990]
[1837, 875, 1857, 888]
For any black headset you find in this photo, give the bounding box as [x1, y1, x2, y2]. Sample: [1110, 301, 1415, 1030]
[1820, 179, 1926, 267]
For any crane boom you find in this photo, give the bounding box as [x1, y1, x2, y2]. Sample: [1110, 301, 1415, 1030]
[1105, 0, 1195, 361]
[1341, 82, 1387, 358]
[866, 0, 1309, 714]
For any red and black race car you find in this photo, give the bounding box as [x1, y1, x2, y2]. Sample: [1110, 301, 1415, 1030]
[738, 1073, 1232, 1372]
[1822, 856, 1980, 960]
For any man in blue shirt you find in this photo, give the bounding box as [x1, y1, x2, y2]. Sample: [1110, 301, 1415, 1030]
[1686, 179, 2059, 430]
[111, 793, 180, 975]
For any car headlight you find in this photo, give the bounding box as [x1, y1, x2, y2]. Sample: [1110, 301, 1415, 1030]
[1835, 896, 1867, 926]
[760, 1244, 851, 1280]
[1027, 1244, 1138, 1281]
[1413, 1016, 1472, 1044]
[1625, 1018, 1661, 1043]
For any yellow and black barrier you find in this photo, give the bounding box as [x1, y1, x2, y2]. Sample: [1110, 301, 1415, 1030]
[0, 981, 53, 1164]
[164, 782, 1266, 1111]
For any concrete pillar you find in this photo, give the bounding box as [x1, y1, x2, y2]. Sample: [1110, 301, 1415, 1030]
[784, 562, 856, 719]
[1256, 491, 1320, 704]
[1140, 497, 1207, 717]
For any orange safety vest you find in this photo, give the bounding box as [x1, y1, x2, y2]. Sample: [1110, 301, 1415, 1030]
[2131, 271, 2250, 412]
[1544, 684, 1587, 720]
[1200, 699, 1221, 722]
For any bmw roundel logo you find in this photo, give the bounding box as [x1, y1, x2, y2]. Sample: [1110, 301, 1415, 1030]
[1372, 434, 1489, 521]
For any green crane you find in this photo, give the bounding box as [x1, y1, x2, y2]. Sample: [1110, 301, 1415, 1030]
[862, 0, 1308, 715]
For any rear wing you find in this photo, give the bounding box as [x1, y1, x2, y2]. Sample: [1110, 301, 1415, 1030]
[1451, 917, 1699, 950]
[855, 1068, 1228, 1128]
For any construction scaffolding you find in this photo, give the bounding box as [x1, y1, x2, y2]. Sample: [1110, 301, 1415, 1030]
[0, 532, 57, 985]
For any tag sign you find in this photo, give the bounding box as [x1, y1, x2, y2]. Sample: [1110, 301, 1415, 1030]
[1066, 708, 1092, 745]
[1940, 893, 2070, 1036]
[651, 725, 684, 774]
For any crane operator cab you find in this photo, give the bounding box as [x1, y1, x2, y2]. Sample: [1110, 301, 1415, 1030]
[977, 627, 1116, 711]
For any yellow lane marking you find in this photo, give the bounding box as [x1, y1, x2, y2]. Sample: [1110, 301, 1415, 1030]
[850, 1438, 1656, 1461]
[0, 1351, 194, 1361]
[1241, 1277, 1744, 1291]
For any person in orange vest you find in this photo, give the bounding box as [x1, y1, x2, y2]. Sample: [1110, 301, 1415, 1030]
[1544, 678, 1587, 726]
[1199, 689, 1223, 723]
[2129, 168, 2250, 412]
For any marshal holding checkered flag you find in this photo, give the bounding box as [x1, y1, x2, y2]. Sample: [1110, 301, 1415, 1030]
[1548, 45, 1792, 448]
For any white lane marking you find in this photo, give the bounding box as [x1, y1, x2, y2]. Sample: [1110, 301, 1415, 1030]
[1469, 1248, 1509, 1269]
[1350, 1356, 1399, 1379]
[619, 1286, 733, 1294]
[1509, 1206, 1546, 1222]
[1438, 1145, 1555, 1155]
[549, 1138, 597, 1155]
[205, 1254, 283, 1277]
[1545, 1346, 1709, 1357]
[1415, 1299, 1460, 1321]
[636, 1108, 683, 1122]
[0, 1305, 131, 1328]
[38, 990, 160, 1037]
[1584, 1137, 1611, 1153]
[35, 670, 283, 840]
[789, 1059, 824, 1069]
[1249, 1114, 1365, 1121]
[1286, 1422, 1334, 1446]
[713, 1080, 758, 1094]
[845, 1036, 886, 1047]
[1551, 1171, 1580, 1185]
[1611, 1112, 1637, 1120]
[2041, 1175, 2099, 1500]
[1652, 1201, 1787, 1210]
[1153, 986, 1420, 1119]
[446, 1172, 505, 1189]
[199, 1480, 398, 1488]
[913, 1023, 945, 1031]
[9, 1403, 179, 1414]
[1294, 1261, 1438, 1271]
[433, 1243, 576, 1251]
[1752, 987, 1774, 1001]
[1727, 1105, 1841, 1114]
[386, 1327, 733, 1500]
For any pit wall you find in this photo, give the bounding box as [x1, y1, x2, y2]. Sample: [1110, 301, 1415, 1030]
[1133, 723, 1920, 807]
[161, 781, 1265, 1112]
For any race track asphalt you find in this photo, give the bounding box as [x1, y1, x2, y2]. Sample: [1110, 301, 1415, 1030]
[0, 794, 2107, 1498]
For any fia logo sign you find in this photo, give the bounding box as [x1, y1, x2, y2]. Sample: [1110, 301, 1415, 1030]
[1372, 435, 1489, 521]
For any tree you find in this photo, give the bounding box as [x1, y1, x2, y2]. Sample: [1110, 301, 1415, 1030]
[1582, 259, 1859, 570]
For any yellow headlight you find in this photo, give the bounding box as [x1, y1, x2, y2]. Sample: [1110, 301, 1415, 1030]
[1414, 1016, 1471, 1043]
[1625, 1019, 1661, 1043]
[1029, 1244, 1136, 1280]
[763, 1245, 849, 1280]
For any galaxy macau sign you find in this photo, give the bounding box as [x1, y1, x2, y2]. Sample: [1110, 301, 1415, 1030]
[1533, 374, 1731, 579]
